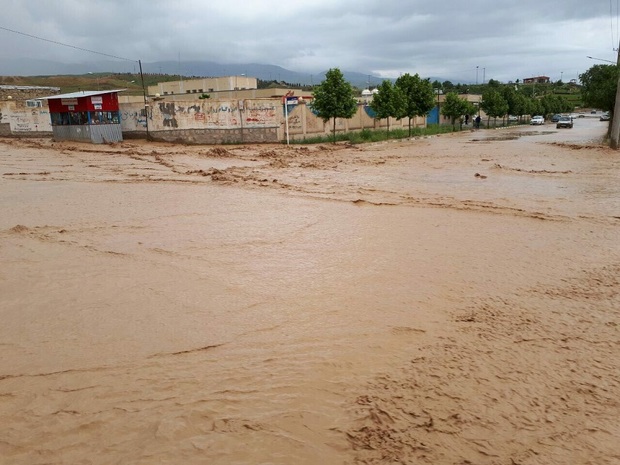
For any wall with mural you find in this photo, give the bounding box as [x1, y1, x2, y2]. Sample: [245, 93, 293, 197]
[0, 101, 52, 135]
[120, 98, 281, 143]
[1, 96, 428, 143]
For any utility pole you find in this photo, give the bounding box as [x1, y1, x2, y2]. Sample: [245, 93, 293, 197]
[610, 40, 620, 149]
[139, 60, 150, 141]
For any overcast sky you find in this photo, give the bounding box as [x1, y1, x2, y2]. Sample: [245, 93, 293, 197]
[0, 0, 618, 83]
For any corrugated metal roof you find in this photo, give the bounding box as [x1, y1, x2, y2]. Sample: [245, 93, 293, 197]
[38, 89, 127, 100]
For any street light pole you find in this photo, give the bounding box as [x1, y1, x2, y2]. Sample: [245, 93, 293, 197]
[610, 42, 620, 149]
[476, 66, 479, 85]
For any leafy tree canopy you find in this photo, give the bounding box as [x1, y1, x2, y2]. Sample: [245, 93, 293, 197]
[310, 68, 358, 123]
[579, 64, 618, 112]
[370, 80, 406, 134]
[395, 73, 435, 136]
[310, 68, 358, 143]
[441, 92, 475, 130]
[481, 89, 509, 119]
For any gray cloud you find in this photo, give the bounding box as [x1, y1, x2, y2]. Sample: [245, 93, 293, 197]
[0, 0, 616, 82]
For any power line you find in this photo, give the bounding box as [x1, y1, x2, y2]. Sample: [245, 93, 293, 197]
[0, 25, 136, 62]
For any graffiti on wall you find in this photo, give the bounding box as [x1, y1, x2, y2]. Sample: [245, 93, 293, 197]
[159, 102, 178, 128]
[6, 109, 51, 132]
[121, 110, 149, 128]
[245, 103, 277, 126]
[287, 113, 302, 131]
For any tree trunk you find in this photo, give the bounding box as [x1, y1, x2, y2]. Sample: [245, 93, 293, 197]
[408, 117, 412, 137]
[332, 117, 337, 144]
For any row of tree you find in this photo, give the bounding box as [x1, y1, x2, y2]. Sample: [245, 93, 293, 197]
[478, 86, 573, 128]
[310, 68, 576, 142]
[311, 69, 436, 141]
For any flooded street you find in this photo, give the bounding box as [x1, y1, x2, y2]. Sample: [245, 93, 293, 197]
[1, 118, 619, 464]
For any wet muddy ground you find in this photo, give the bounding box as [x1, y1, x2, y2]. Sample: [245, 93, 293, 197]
[1, 118, 619, 464]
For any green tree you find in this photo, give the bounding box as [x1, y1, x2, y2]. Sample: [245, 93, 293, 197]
[395, 73, 435, 136]
[481, 89, 509, 127]
[579, 64, 618, 113]
[441, 92, 472, 130]
[511, 93, 529, 122]
[310, 68, 358, 143]
[442, 80, 455, 91]
[528, 98, 544, 117]
[540, 94, 572, 117]
[370, 80, 406, 136]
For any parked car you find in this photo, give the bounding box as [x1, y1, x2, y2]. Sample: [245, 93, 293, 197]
[508, 115, 518, 122]
[600, 112, 611, 121]
[530, 115, 544, 125]
[551, 114, 562, 123]
[556, 116, 573, 129]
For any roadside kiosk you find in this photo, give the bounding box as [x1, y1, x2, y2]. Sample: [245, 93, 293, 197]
[40, 90, 124, 143]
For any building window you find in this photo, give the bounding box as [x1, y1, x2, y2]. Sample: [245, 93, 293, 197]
[163, 92, 168, 95]
[90, 111, 120, 124]
[26, 99, 42, 108]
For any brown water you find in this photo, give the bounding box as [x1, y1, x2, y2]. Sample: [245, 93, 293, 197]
[1, 119, 619, 464]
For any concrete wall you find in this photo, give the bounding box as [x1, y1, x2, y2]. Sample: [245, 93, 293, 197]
[0, 86, 57, 136]
[120, 98, 281, 144]
[0, 100, 53, 136]
[1, 96, 428, 144]
[283, 102, 427, 141]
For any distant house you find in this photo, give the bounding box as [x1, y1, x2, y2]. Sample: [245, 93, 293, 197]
[39, 90, 123, 143]
[523, 76, 550, 84]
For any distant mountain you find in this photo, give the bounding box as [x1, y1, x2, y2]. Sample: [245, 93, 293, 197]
[0, 57, 445, 88]
[127, 60, 389, 89]
[0, 57, 98, 76]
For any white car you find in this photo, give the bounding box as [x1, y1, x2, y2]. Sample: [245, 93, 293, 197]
[530, 115, 544, 125]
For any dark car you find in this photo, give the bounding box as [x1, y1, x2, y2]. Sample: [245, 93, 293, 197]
[556, 116, 573, 129]
[551, 114, 562, 123]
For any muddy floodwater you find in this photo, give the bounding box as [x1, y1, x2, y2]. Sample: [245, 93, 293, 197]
[1, 118, 619, 464]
